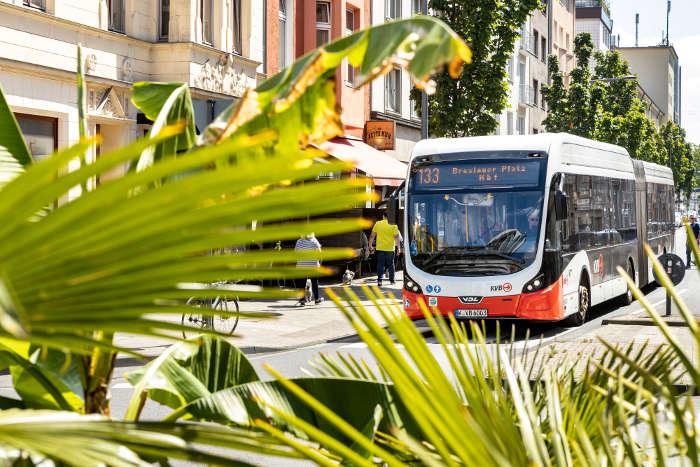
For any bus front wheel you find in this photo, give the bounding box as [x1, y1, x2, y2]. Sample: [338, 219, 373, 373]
[566, 278, 590, 326]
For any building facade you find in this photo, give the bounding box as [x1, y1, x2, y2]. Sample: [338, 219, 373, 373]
[296, 0, 370, 139]
[0, 0, 263, 172]
[616, 45, 681, 126]
[368, 0, 422, 162]
[266, 0, 295, 77]
[497, 0, 575, 136]
[575, 0, 614, 52]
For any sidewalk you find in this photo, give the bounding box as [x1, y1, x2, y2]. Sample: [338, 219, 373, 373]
[526, 275, 699, 387]
[115, 273, 403, 358]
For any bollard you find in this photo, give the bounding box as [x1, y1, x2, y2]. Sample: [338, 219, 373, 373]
[666, 256, 672, 317]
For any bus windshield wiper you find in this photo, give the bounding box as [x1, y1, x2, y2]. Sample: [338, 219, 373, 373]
[461, 249, 524, 264]
[420, 247, 522, 269]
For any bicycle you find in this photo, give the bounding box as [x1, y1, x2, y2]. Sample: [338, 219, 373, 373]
[181, 282, 240, 339]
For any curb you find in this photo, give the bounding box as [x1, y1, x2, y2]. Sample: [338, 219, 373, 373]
[115, 318, 434, 363]
[601, 318, 693, 327]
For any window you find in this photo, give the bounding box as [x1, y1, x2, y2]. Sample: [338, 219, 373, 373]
[560, 174, 640, 254]
[279, 0, 287, 68]
[200, 0, 213, 45]
[506, 56, 514, 82]
[412, 0, 423, 14]
[533, 79, 539, 108]
[232, 0, 242, 53]
[15, 114, 57, 162]
[410, 95, 419, 120]
[516, 114, 525, 135]
[506, 112, 513, 135]
[518, 57, 526, 86]
[345, 9, 356, 85]
[541, 37, 547, 62]
[385, 68, 401, 113]
[108, 0, 125, 33]
[565, 33, 570, 50]
[23, 0, 45, 11]
[316, 1, 331, 46]
[533, 30, 539, 58]
[159, 0, 170, 40]
[647, 183, 673, 237]
[386, 0, 400, 20]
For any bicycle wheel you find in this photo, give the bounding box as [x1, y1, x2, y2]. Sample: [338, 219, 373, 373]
[181, 297, 209, 339]
[211, 296, 239, 335]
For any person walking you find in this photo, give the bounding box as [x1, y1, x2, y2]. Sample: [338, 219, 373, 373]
[295, 233, 324, 305]
[368, 211, 401, 287]
[686, 215, 700, 269]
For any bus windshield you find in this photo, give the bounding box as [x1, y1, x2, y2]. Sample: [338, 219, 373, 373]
[408, 189, 544, 277]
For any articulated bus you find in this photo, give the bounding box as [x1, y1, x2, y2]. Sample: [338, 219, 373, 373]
[402, 133, 675, 325]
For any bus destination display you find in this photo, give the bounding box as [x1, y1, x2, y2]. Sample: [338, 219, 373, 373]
[413, 160, 541, 189]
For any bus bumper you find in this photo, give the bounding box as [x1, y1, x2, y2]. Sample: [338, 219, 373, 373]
[402, 278, 564, 321]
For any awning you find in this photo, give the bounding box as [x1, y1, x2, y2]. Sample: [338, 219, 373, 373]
[317, 136, 407, 187]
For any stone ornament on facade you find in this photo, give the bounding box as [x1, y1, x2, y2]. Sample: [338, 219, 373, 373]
[84, 54, 97, 74]
[194, 54, 249, 97]
[121, 58, 133, 82]
[88, 86, 127, 120]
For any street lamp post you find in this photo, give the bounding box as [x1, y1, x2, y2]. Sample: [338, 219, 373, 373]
[420, 0, 429, 139]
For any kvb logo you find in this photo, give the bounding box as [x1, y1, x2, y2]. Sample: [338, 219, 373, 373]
[490, 282, 513, 292]
[592, 254, 605, 276]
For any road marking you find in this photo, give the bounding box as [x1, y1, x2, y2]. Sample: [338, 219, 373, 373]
[248, 343, 328, 360]
[111, 382, 133, 389]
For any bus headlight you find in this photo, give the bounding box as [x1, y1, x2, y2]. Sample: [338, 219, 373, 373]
[404, 273, 423, 294]
[523, 274, 545, 293]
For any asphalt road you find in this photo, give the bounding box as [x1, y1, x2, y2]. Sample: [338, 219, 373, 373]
[0, 228, 694, 466]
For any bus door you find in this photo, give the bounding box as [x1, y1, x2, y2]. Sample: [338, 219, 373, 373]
[632, 160, 648, 286]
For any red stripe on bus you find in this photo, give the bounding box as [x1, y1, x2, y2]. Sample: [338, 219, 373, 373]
[402, 277, 563, 321]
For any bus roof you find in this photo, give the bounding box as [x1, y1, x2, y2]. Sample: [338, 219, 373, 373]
[411, 133, 628, 160]
[410, 133, 673, 184]
[642, 160, 673, 184]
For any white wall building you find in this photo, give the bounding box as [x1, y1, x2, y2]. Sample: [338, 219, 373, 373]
[0, 0, 263, 174]
[368, 0, 422, 162]
[575, 0, 614, 52]
[497, 0, 575, 136]
[617, 45, 681, 126]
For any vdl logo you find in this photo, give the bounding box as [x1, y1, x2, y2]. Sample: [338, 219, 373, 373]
[425, 285, 442, 294]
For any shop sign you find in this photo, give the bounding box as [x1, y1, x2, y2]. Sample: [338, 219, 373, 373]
[364, 120, 395, 150]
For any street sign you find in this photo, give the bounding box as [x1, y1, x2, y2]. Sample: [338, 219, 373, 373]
[653, 253, 685, 286]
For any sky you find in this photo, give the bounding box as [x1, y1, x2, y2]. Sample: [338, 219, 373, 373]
[610, 0, 699, 144]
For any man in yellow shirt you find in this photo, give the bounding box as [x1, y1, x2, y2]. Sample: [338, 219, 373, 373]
[368, 211, 402, 287]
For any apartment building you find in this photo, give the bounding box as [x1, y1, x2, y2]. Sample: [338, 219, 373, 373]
[296, 0, 406, 199]
[296, 0, 369, 138]
[617, 45, 681, 126]
[0, 0, 263, 166]
[267, 0, 295, 77]
[368, 0, 422, 163]
[575, 0, 614, 52]
[498, 0, 575, 136]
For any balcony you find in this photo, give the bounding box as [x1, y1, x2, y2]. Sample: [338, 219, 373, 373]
[519, 34, 537, 56]
[518, 84, 535, 107]
[575, 0, 610, 13]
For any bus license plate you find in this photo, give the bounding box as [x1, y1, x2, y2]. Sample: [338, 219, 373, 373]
[455, 309, 488, 318]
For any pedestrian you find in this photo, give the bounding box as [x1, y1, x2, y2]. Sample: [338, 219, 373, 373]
[295, 233, 324, 305]
[686, 215, 700, 269]
[368, 211, 402, 287]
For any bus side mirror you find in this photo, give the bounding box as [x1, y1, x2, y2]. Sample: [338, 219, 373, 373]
[555, 191, 568, 220]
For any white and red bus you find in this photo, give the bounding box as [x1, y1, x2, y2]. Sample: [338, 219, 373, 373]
[402, 133, 674, 325]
